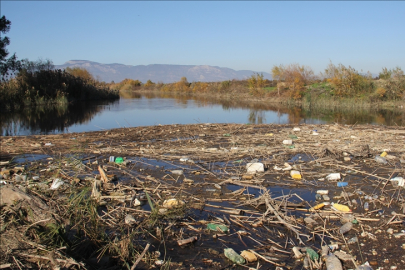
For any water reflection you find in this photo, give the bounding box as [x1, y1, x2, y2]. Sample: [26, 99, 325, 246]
[1, 91, 404, 136]
[0, 99, 119, 136]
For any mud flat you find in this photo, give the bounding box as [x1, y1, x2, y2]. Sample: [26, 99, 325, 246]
[1, 123, 405, 269]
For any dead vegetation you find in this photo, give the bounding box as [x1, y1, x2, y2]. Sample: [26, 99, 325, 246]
[1, 123, 405, 269]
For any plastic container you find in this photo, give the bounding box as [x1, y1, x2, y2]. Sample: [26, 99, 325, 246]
[375, 155, 388, 164]
[240, 250, 257, 262]
[310, 202, 330, 211]
[364, 202, 369, 211]
[326, 173, 341, 181]
[115, 157, 124, 164]
[290, 170, 302, 180]
[337, 182, 348, 187]
[339, 222, 353, 234]
[224, 248, 245, 264]
[207, 224, 229, 233]
[356, 264, 373, 270]
[305, 248, 319, 261]
[348, 236, 358, 244]
[325, 253, 343, 270]
[331, 203, 351, 212]
[390, 177, 404, 187]
[322, 195, 330, 201]
[341, 214, 355, 223]
[50, 178, 64, 190]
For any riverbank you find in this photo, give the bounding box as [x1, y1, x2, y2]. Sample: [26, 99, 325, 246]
[133, 88, 405, 110]
[1, 123, 405, 269]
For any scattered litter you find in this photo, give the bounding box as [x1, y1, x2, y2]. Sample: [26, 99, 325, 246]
[224, 248, 245, 264]
[162, 198, 185, 209]
[124, 214, 136, 225]
[390, 177, 404, 187]
[171, 170, 184, 175]
[50, 178, 64, 190]
[246, 162, 264, 174]
[290, 170, 301, 180]
[375, 155, 388, 164]
[326, 173, 341, 181]
[115, 157, 124, 164]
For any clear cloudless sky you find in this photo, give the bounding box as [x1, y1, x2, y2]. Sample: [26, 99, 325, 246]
[1, 1, 404, 75]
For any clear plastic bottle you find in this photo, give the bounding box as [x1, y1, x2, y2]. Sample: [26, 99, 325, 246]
[224, 248, 245, 264]
[364, 202, 369, 211]
[375, 155, 388, 164]
[325, 254, 343, 270]
[339, 222, 353, 234]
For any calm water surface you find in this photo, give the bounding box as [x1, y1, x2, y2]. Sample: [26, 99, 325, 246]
[1, 92, 404, 136]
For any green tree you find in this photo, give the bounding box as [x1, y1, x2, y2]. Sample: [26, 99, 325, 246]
[0, 16, 20, 80]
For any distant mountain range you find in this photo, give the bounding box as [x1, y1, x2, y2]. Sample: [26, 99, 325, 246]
[55, 60, 272, 83]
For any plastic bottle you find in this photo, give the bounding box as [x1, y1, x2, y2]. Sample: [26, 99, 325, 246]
[224, 248, 245, 264]
[364, 202, 369, 211]
[290, 170, 302, 180]
[337, 182, 348, 187]
[375, 155, 387, 164]
[115, 157, 124, 164]
[325, 253, 343, 270]
[356, 264, 373, 270]
[305, 248, 319, 261]
[390, 177, 404, 187]
[331, 203, 351, 212]
[348, 236, 358, 244]
[339, 222, 353, 234]
[326, 173, 341, 181]
[310, 202, 330, 211]
[207, 224, 229, 233]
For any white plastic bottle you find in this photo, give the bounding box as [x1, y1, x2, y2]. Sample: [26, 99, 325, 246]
[325, 253, 343, 270]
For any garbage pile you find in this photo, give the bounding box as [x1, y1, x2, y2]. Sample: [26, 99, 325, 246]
[0, 123, 404, 269]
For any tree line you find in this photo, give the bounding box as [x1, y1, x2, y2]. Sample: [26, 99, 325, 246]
[0, 16, 119, 112]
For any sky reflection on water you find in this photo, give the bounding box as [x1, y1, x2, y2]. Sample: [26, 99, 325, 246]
[1, 93, 404, 136]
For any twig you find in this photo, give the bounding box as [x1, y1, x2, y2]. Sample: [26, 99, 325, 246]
[130, 243, 151, 270]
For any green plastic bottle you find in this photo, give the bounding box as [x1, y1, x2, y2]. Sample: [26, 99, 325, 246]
[207, 223, 229, 233]
[115, 157, 124, 164]
[224, 248, 245, 264]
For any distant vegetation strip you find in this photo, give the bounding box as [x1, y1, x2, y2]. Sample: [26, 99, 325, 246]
[0, 59, 119, 112]
[111, 63, 405, 107]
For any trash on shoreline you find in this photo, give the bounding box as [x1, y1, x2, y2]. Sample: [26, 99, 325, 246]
[1, 123, 404, 269]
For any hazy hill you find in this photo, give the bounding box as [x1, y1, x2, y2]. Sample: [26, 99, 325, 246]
[55, 60, 272, 83]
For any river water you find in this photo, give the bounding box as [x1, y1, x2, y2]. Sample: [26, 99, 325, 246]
[1, 92, 404, 136]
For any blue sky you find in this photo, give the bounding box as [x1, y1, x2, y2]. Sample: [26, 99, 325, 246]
[1, 1, 404, 74]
